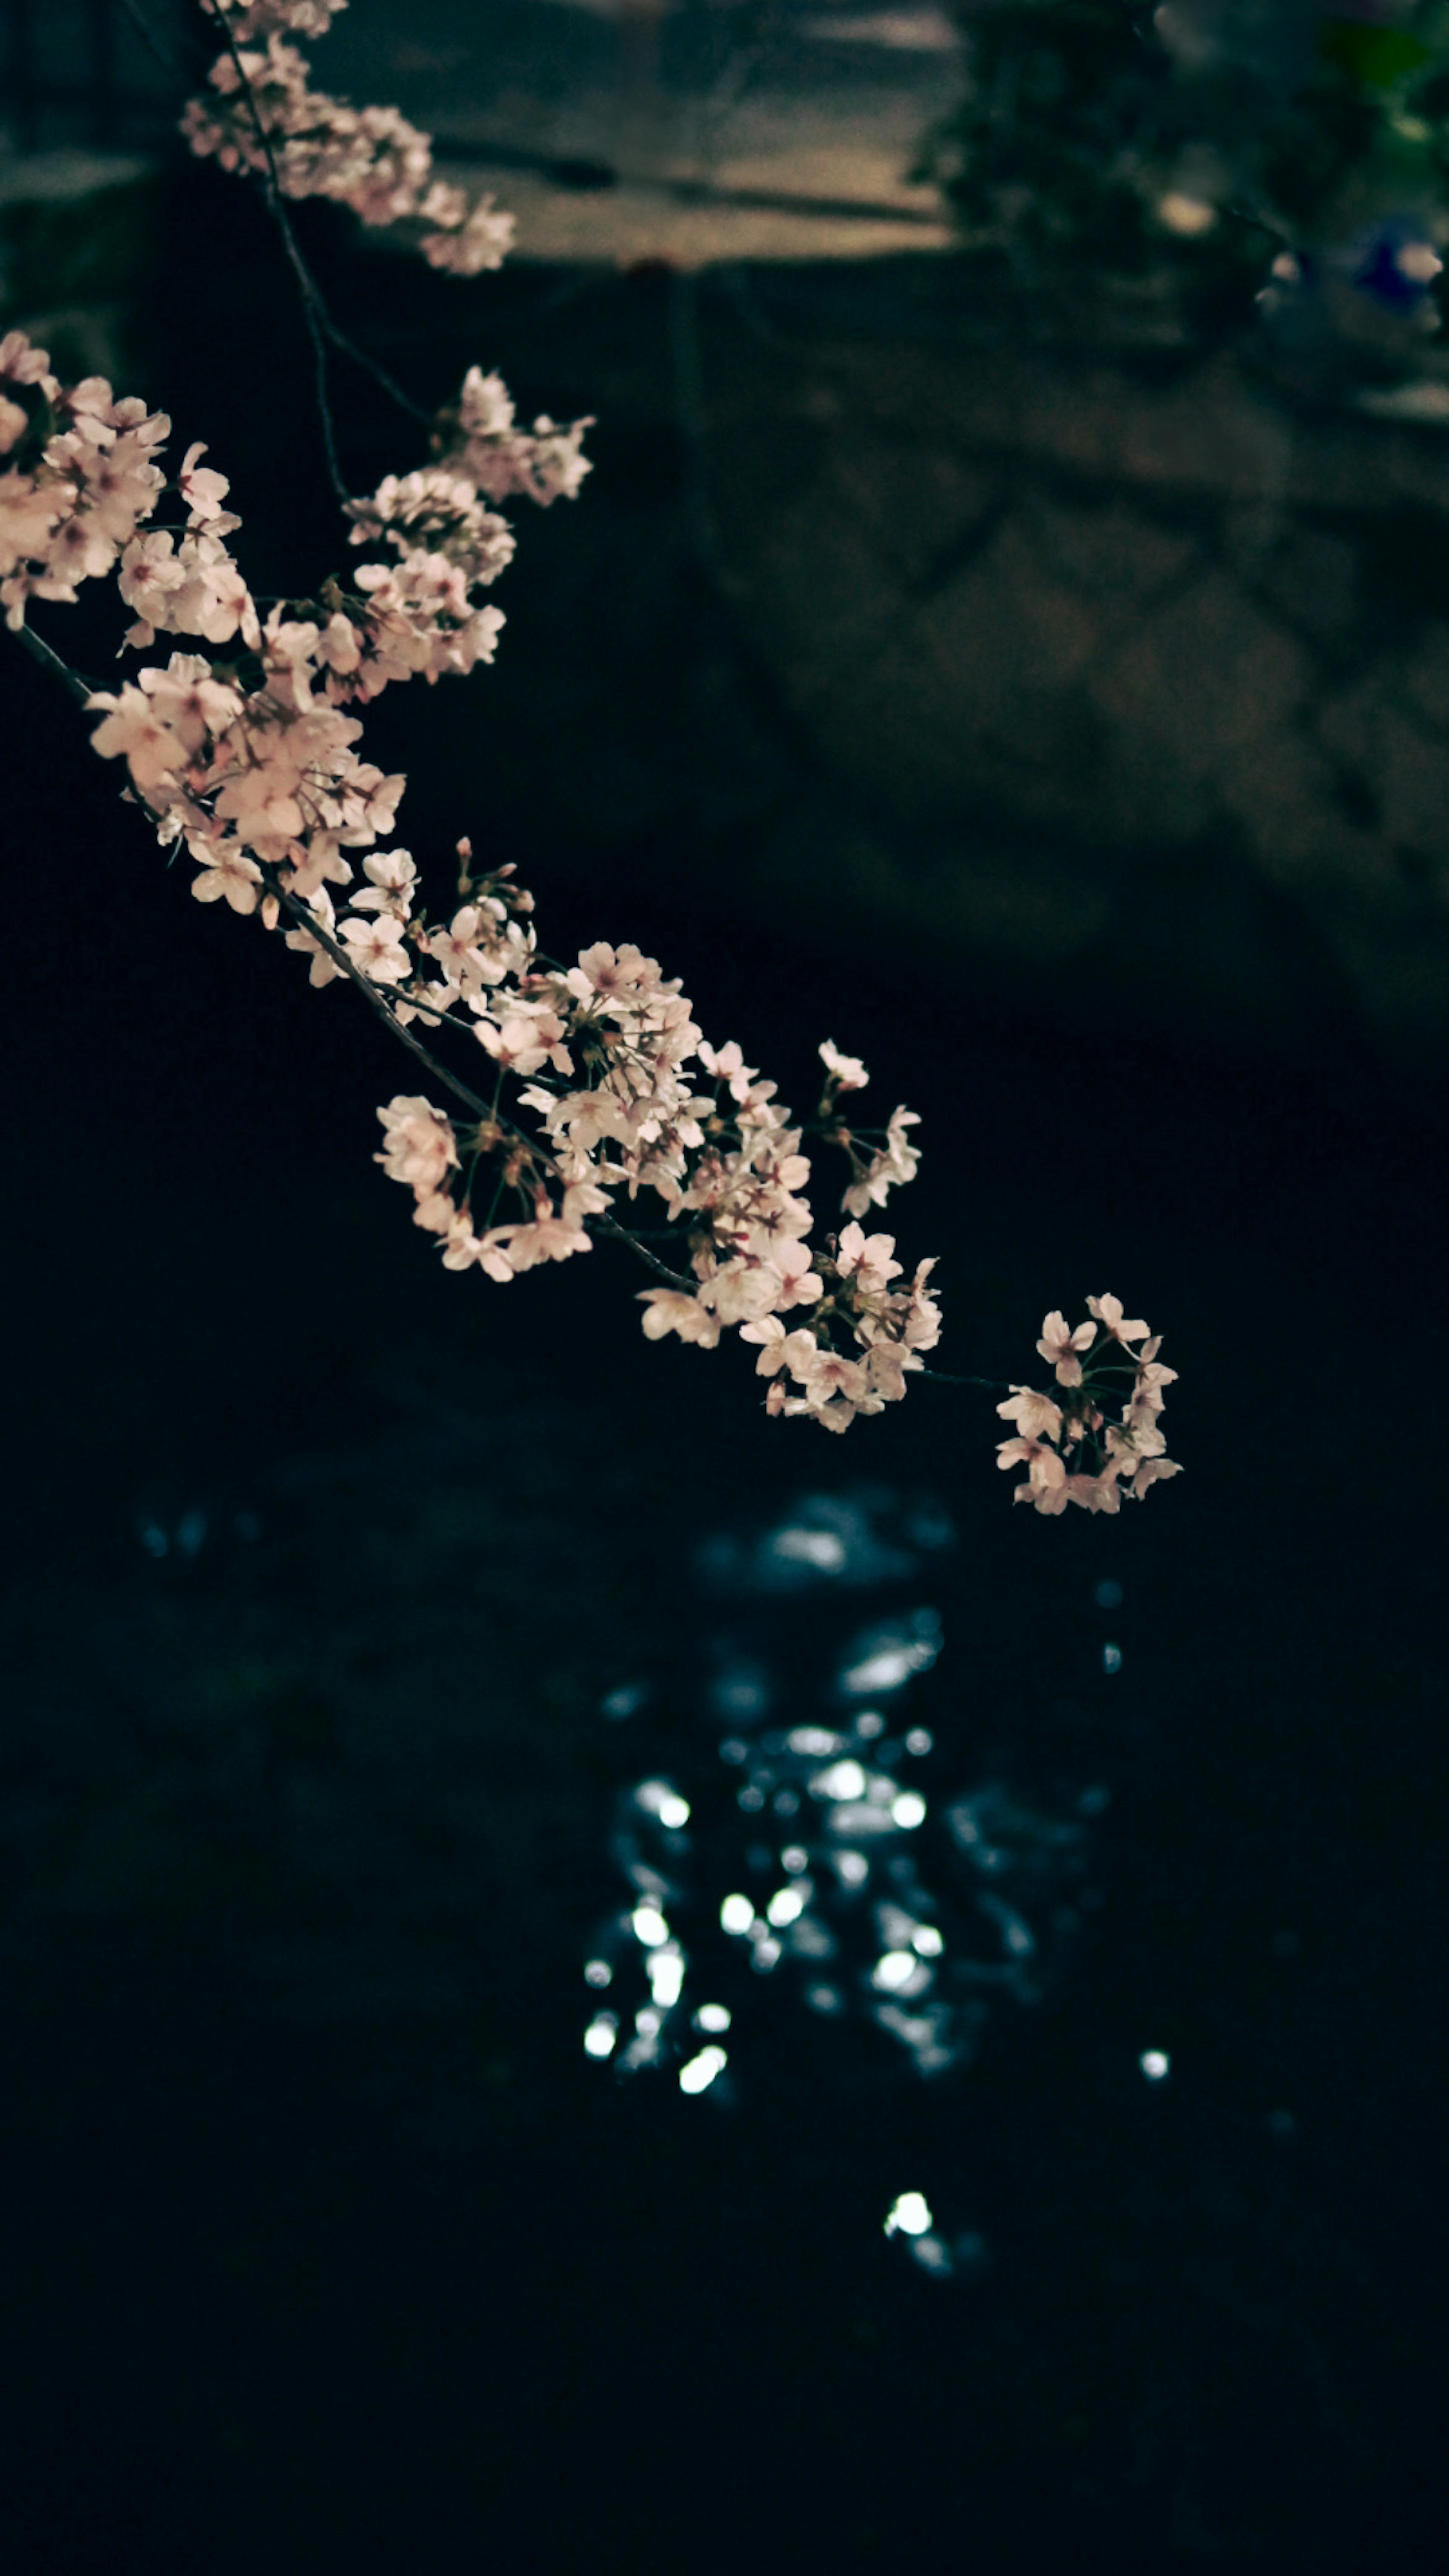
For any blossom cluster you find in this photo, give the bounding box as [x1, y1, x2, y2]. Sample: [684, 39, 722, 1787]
[5, 37, 1178, 1493]
[0, 333, 171, 630]
[434, 367, 594, 512]
[0, 306, 585, 907]
[0, 320, 931, 1439]
[183, 0, 514, 274]
[0, 315, 583, 695]
[368, 907, 938, 1435]
[996, 1296, 1181, 1513]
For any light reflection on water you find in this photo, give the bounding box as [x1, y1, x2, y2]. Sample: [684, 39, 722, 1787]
[586, 1488, 1114, 2264]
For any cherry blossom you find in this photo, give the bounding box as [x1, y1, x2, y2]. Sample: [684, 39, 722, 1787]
[1087, 1292, 1151, 1344]
[997, 1386, 1065, 1443]
[998, 1302, 1181, 1511]
[1037, 1309, 1098, 1386]
[819, 1038, 869, 1094]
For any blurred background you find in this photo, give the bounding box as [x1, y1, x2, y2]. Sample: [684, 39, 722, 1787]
[3, 6, 1447, 2570]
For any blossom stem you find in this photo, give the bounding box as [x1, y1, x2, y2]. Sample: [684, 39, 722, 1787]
[13, 619, 94, 705]
[916, 1368, 1012, 1391]
[200, 2, 350, 505]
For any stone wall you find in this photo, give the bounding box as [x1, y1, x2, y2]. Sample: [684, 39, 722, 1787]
[692, 280, 1449, 1073]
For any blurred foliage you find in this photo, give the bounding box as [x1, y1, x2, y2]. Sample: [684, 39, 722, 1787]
[921, 2, 1449, 357]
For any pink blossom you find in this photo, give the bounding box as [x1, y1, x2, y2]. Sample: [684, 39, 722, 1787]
[996, 1386, 1064, 1442]
[997, 1434, 1068, 1500]
[177, 441, 232, 524]
[819, 1038, 868, 1092]
[1036, 1310, 1097, 1386]
[0, 330, 52, 387]
[836, 1221, 903, 1297]
[1087, 1293, 1150, 1344]
[1064, 1469, 1123, 1515]
[284, 890, 344, 987]
[349, 848, 418, 917]
[340, 913, 410, 984]
[375, 1096, 458, 1192]
[738, 1316, 820, 1378]
[190, 847, 263, 913]
[638, 1290, 723, 1349]
[1129, 1456, 1182, 1499]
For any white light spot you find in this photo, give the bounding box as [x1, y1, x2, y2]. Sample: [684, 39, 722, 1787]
[884, 2190, 932, 2238]
[781, 1845, 809, 1874]
[635, 2008, 661, 2036]
[766, 1885, 806, 1927]
[601, 1682, 647, 1720]
[718, 1738, 748, 1765]
[786, 1726, 842, 1757]
[872, 1949, 919, 1992]
[631, 1904, 669, 1948]
[834, 1850, 870, 1888]
[909, 2233, 953, 2276]
[772, 1527, 847, 1571]
[738, 1786, 766, 1812]
[1103, 1643, 1122, 1674]
[891, 1791, 927, 1829]
[635, 1780, 691, 1829]
[1140, 2049, 1170, 2082]
[904, 1728, 933, 1756]
[583, 2014, 618, 2058]
[720, 1894, 755, 1935]
[749, 1935, 781, 1971]
[648, 1949, 685, 2008]
[855, 1711, 885, 1739]
[812, 1759, 867, 1801]
[911, 1925, 944, 1957]
[841, 1624, 939, 1694]
[806, 1984, 843, 2014]
[694, 2003, 731, 2033]
[583, 1958, 613, 1988]
[678, 2046, 728, 2095]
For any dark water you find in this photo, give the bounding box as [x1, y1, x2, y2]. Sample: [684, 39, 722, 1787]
[4, 162, 1448, 2576]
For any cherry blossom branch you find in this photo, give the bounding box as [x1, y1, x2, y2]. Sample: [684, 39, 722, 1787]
[0, 193, 1178, 1484]
[261, 880, 695, 1289]
[12, 601, 695, 1297]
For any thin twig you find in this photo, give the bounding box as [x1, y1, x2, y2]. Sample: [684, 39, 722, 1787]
[117, 0, 192, 77]
[13, 620, 94, 705]
[917, 1368, 1008, 1392]
[595, 1214, 693, 1292]
[192, 3, 432, 438]
[198, 1, 350, 503]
